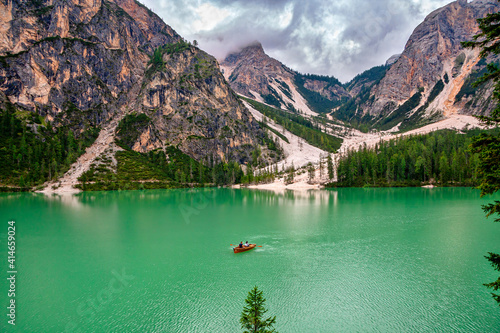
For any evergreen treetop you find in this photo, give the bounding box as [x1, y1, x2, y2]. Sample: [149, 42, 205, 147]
[240, 286, 277, 333]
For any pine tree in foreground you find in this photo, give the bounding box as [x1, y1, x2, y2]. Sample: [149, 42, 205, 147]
[240, 286, 277, 333]
[463, 0, 500, 307]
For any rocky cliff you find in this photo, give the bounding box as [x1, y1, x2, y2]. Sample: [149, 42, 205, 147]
[360, 0, 499, 126]
[136, 42, 264, 163]
[0, 0, 270, 170]
[220, 41, 349, 114]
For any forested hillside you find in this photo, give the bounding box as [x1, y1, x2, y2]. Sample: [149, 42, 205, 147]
[0, 99, 99, 191]
[331, 129, 500, 187]
[242, 97, 343, 152]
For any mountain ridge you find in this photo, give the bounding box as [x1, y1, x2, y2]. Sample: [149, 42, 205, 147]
[0, 0, 498, 192]
[0, 0, 279, 191]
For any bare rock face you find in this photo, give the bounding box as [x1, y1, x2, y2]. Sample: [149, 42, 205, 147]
[137, 46, 263, 162]
[385, 54, 401, 67]
[0, 0, 178, 118]
[0, 0, 269, 164]
[365, 0, 499, 117]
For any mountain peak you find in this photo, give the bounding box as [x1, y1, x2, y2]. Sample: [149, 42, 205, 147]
[223, 41, 265, 65]
[219, 39, 349, 114]
[242, 41, 264, 52]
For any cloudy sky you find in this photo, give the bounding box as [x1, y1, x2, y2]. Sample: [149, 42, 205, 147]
[141, 0, 452, 82]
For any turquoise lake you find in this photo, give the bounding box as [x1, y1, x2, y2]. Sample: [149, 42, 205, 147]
[1, 188, 499, 332]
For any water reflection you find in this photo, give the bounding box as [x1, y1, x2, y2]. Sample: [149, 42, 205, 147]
[40, 192, 85, 210]
[26, 188, 340, 210]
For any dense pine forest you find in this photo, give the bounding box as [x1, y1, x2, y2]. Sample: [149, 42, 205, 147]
[77, 146, 246, 191]
[0, 100, 99, 191]
[331, 129, 500, 187]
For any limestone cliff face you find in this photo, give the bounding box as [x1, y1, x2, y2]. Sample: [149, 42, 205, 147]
[0, 0, 268, 164]
[136, 45, 263, 162]
[365, 0, 499, 118]
[220, 41, 349, 114]
[0, 0, 177, 57]
[0, 0, 178, 120]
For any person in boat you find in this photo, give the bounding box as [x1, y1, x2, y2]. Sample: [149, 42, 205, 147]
[244, 241, 249, 247]
[239, 241, 243, 248]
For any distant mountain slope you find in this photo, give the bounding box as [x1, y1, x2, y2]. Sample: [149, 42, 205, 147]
[334, 64, 389, 124]
[344, 65, 389, 97]
[357, 0, 499, 130]
[294, 73, 350, 113]
[220, 42, 349, 114]
[219, 0, 500, 133]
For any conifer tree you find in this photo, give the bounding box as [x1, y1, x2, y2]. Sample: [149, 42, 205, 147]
[307, 162, 315, 183]
[240, 286, 277, 333]
[327, 154, 334, 180]
[463, 2, 500, 306]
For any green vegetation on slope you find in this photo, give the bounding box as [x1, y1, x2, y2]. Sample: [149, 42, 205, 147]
[334, 87, 374, 131]
[258, 121, 290, 144]
[294, 73, 345, 113]
[375, 90, 423, 131]
[455, 58, 489, 102]
[79, 103, 283, 191]
[427, 79, 445, 103]
[398, 80, 445, 132]
[0, 101, 99, 191]
[115, 113, 151, 149]
[330, 129, 499, 188]
[276, 79, 293, 100]
[242, 97, 343, 152]
[262, 84, 286, 109]
[334, 65, 388, 129]
[77, 145, 245, 191]
[344, 65, 388, 91]
[145, 40, 192, 78]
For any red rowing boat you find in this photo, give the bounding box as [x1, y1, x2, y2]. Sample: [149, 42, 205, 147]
[233, 244, 256, 253]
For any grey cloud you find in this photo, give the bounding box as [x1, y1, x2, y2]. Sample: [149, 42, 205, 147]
[142, 0, 451, 82]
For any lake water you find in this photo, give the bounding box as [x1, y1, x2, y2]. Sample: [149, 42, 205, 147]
[1, 188, 499, 332]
